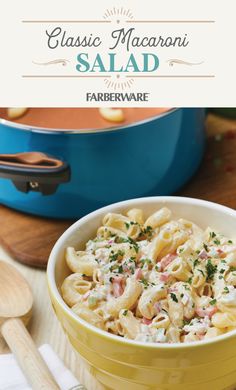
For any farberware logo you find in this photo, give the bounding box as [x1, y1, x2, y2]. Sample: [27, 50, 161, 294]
[86, 92, 150, 102]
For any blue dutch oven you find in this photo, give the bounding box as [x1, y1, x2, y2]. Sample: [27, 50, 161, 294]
[0, 108, 205, 219]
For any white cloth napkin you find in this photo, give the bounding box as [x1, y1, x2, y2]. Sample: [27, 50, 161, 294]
[0, 344, 86, 390]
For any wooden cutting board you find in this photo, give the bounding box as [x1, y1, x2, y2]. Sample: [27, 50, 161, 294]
[0, 113, 236, 268]
[0, 207, 72, 268]
[178, 113, 236, 207]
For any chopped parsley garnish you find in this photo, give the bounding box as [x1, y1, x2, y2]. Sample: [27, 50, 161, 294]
[123, 310, 128, 316]
[118, 265, 123, 273]
[218, 275, 224, 280]
[197, 269, 205, 276]
[170, 293, 178, 303]
[209, 299, 217, 306]
[118, 237, 139, 253]
[129, 240, 139, 253]
[187, 277, 193, 285]
[224, 287, 229, 294]
[143, 225, 153, 236]
[125, 222, 130, 229]
[140, 279, 149, 289]
[183, 284, 190, 291]
[115, 236, 125, 244]
[183, 319, 190, 326]
[230, 266, 236, 272]
[214, 239, 221, 245]
[219, 268, 225, 274]
[228, 240, 233, 244]
[196, 250, 200, 254]
[193, 259, 200, 268]
[144, 225, 153, 233]
[126, 257, 135, 263]
[138, 225, 154, 240]
[206, 260, 217, 281]
[140, 258, 152, 268]
[109, 264, 117, 272]
[109, 249, 125, 262]
[210, 232, 216, 239]
[180, 293, 184, 298]
[179, 248, 184, 253]
[203, 243, 209, 252]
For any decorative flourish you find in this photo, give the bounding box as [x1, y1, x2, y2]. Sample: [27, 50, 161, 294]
[33, 59, 70, 66]
[104, 76, 134, 91]
[103, 7, 134, 22]
[167, 59, 204, 67]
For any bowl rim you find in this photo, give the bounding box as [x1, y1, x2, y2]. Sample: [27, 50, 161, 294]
[47, 196, 236, 350]
[0, 108, 178, 135]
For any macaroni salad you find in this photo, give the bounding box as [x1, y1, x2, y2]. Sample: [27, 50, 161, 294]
[62, 207, 236, 343]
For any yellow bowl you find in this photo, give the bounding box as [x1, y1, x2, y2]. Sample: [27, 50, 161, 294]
[47, 197, 236, 390]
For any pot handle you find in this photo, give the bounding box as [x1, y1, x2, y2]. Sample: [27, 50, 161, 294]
[0, 152, 71, 195]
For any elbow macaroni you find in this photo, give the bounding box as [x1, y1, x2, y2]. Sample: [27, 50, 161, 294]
[107, 277, 142, 317]
[66, 247, 98, 276]
[61, 207, 236, 344]
[61, 273, 92, 307]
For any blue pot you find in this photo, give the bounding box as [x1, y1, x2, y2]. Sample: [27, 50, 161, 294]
[0, 108, 205, 219]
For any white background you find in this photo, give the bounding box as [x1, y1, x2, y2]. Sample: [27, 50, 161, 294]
[0, 0, 235, 107]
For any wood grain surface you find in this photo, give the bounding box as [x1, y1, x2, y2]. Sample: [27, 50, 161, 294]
[179, 114, 236, 208]
[0, 260, 60, 390]
[0, 246, 104, 390]
[1, 318, 60, 390]
[0, 207, 72, 268]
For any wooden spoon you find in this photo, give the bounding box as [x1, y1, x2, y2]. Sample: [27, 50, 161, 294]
[0, 261, 59, 390]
